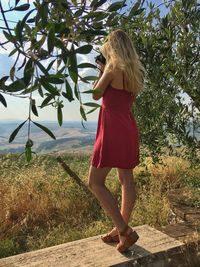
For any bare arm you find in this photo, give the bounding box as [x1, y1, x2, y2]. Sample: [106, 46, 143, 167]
[92, 70, 113, 100]
[92, 69, 103, 88]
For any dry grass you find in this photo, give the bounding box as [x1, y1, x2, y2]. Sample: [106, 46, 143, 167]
[0, 152, 199, 258]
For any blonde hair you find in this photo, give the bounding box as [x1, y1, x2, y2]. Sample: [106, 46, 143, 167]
[100, 29, 145, 96]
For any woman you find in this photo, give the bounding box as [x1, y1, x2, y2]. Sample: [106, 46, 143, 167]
[87, 29, 145, 253]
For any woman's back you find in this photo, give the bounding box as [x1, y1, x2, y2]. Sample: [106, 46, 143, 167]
[110, 68, 125, 91]
[102, 68, 135, 113]
[102, 85, 135, 114]
[108, 67, 134, 93]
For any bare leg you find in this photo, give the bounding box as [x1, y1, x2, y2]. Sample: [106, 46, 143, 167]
[87, 165, 127, 232]
[108, 168, 137, 236]
[118, 168, 137, 223]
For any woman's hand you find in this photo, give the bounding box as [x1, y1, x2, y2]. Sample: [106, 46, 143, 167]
[99, 62, 105, 73]
[93, 61, 105, 86]
[96, 60, 105, 73]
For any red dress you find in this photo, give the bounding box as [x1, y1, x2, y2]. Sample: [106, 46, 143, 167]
[90, 84, 140, 169]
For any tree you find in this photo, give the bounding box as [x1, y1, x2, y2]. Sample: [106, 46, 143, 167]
[121, 0, 200, 166]
[0, 0, 127, 161]
[0, 0, 199, 166]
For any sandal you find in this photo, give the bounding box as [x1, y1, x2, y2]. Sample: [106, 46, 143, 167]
[116, 225, 139, 253]
[101, 228, 119, 243]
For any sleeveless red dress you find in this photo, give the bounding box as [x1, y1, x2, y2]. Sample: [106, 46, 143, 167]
[90, 75, 140, 169]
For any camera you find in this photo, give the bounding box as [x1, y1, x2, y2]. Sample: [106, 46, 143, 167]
[95, 52, 106, 65]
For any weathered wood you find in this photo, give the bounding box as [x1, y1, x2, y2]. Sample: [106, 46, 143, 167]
[167, 189, 200, 226]
[56, 156, 100, 213]
[56, 155, 90, 194]
[1, 224, 197, 267]
[157, 222, 200, 244]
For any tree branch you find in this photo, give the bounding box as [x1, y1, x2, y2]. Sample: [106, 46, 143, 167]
[0, 91, 29, 98]
[0, 2, 30, 58]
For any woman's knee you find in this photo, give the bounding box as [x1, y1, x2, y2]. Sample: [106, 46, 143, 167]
[117, 168, 134, 184]
[86, 179, 92, 190]
[87, 177, 99, 190]
[87, 165, 111, 190]
[87, 175, 96, 190]
[87, 176, 102, 191]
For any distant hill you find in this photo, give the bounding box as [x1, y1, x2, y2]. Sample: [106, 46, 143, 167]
[0, 120, 200, 155]
[0, 121, 97, 154]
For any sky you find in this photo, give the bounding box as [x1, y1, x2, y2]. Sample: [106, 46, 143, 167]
[0, 0, 189, 123]
[0, 0, 107, 122]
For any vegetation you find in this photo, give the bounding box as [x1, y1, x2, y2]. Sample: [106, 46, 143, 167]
[0, 0, 199, 164]
[127, 0, 200, 166]
[0, 151, 199, 258]
[0, 0, 125, 161]
[178, 188, 200, 208]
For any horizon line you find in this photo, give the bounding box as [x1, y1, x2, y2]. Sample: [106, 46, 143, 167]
[0, 119, 97, 123]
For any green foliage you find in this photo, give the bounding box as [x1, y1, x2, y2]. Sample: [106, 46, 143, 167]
[0, 0, 123, 161]
[121, 0, 200, 165]
[9, 120, 28, 143]
[183, 174, 200, 189]
[0, 93, 7, 107]
[107, 1, 126, 12]
[0, 0, 199, 164]
[32, 121, 56, 140]
[0, 239, 19, 258]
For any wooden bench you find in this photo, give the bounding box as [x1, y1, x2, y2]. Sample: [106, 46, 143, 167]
[0, 224, 198, 267]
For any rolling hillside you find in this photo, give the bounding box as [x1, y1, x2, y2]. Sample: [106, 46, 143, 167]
[0, 121, 97, 154]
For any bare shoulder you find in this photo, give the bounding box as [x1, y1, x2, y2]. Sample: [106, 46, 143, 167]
[113, 66, 123, 75]
[104, 66, 114, 78]
[105, 64, 121, 76]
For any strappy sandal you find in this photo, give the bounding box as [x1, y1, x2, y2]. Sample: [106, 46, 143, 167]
[116, 225, 139, 253]
[101, 228, 120, 243]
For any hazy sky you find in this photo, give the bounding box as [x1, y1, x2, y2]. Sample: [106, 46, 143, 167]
[0, 0, 187, 123]
[0, 0, 107, 122]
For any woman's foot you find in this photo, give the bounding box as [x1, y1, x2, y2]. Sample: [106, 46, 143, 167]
[116, 225, 139, 253]
[101, 227, 119, 243]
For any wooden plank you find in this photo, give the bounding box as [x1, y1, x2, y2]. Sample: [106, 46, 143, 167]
[157, 222, 200, 243]
[0, 225, 188, 267]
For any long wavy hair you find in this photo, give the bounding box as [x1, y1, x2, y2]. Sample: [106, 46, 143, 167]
[100, 29, 145, 96]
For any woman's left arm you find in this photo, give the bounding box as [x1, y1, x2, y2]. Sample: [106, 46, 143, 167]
[92, 69, 113, 100]
[92, 70, 103, 88]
